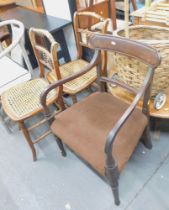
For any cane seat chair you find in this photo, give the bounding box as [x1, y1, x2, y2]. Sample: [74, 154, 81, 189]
[29, 12, 109, 104]
[40, 34, 161, 205]
[1, 22, 64, 161]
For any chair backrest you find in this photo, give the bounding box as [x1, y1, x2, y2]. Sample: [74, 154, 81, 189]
[29, 28, 61, 80]
[89, 34, 161, 99]
[73, 11, 109, 59]
[0, 19, 33, 74]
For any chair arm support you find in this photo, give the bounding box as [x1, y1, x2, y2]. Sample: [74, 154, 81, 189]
[100, 77, 138, 94]
[105, 68, 154, 163]
[40, 50, 100, 119]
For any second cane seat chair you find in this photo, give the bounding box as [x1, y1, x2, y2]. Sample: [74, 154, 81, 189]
[29, 12, 109, 104]
[40, 34, 161, 205]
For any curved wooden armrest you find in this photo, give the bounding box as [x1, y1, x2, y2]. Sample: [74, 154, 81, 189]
[105, 68, 154, 164]
[40, 50, 100, 119]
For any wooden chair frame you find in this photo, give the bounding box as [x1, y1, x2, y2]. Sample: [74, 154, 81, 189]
[40, 34, 160, 205]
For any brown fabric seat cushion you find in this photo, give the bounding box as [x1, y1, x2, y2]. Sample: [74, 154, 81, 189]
[51, 92, 148, 175]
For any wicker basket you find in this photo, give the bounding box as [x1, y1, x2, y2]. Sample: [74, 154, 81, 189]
[112, 25, 169, 97]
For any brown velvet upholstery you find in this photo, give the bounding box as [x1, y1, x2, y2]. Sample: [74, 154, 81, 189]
[51, 92, 147, 175]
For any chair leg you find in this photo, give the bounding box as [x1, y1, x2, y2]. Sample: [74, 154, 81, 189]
[142, 125, 152, 149]
[18, 121, 37, 161]
[150, 117, 156, 131]
[71, 95, 77, 104]
[55, 136, 67, 157]
[0, 106, 13, 133]
[57, 96, 66, 111]
[105, 165, 120, 206]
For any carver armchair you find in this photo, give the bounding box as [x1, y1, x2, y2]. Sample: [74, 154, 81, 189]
[29, 11, 109, 104]
[40, 34, 160, 205]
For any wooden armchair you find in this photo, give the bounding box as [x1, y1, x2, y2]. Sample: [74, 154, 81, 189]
[29, 11, 109, 104]
[40, 34, 160, 205]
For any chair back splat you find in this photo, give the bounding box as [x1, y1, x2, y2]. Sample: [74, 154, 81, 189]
[29, 28, 61, 80]
[40, 34, 160, 206]
[74, 11, 109, 59]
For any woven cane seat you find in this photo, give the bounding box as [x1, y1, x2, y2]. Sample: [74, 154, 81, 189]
[1, 78, 57, 121]
[47, 59, 97, 94]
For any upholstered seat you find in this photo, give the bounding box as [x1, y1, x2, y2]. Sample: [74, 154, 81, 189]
[51, 92, 147, 175]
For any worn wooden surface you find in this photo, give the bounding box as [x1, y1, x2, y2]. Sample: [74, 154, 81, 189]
[0, 0, 16, 13]
[0, 0, 15, 6]
[108, 67, 169, 118]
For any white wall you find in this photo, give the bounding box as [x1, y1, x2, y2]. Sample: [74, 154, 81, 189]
[43, 0, 71, 20]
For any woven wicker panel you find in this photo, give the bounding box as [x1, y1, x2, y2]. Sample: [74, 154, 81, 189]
[1, 78, 57, 121]
[61, 59, 96, 93]
[109, 52, 148, 88]
[48, 59, 97, 94]
[35, 45, 54, 70]
[114, 25, 169, 97]
[32, 29, 58, 71]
